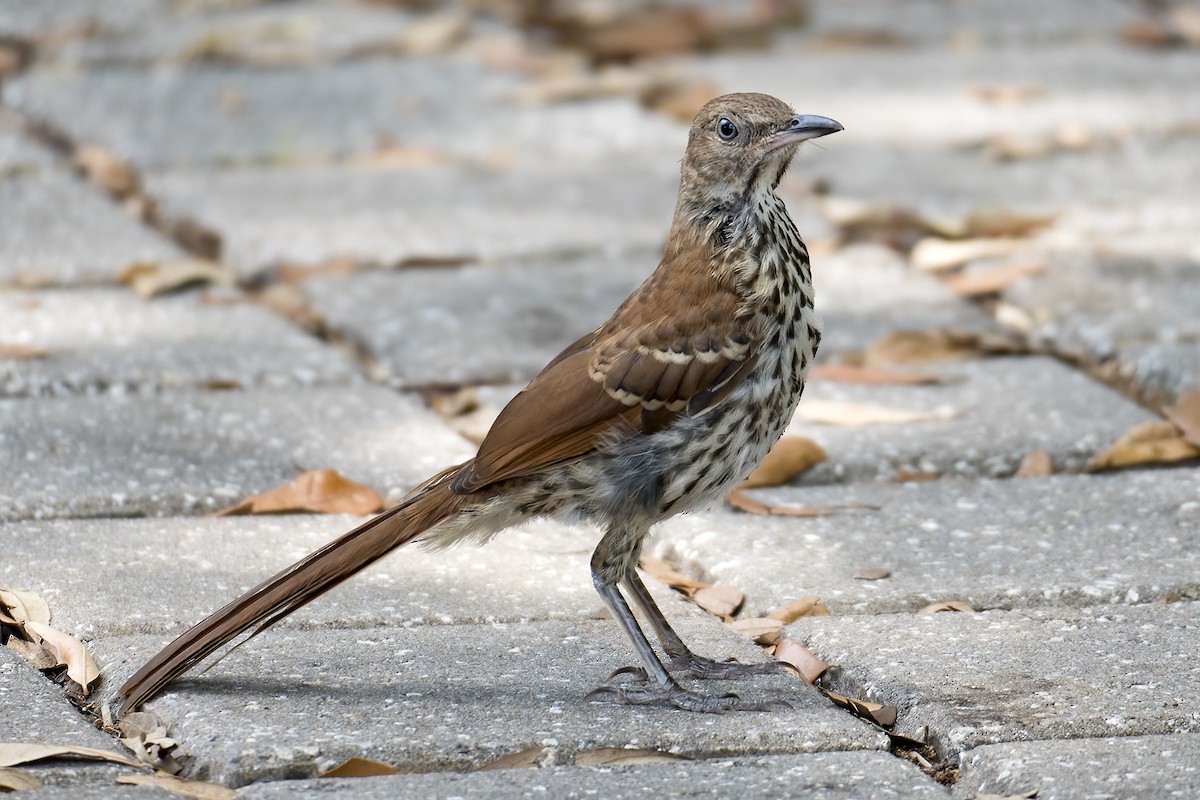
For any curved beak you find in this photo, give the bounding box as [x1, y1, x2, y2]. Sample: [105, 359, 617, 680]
[767, 114, 843, 150]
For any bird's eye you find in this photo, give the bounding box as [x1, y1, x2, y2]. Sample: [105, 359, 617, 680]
[716, 118, 739, 141]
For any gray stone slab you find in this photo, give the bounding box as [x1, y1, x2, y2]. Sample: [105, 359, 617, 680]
[956, 733, 1200, 800]
[1125, 342, 1200, 403]
[787, 356, 1156, 483]
[0, 385, 474, 520]
[236, 751, 950, 800]
[94, 618, 888, 787]
[0, 115, 55, 174]
[0, 288, 362, 397]
[5, 62, 683, 168]
[2, 515, 607, 639]
[655, 469, 1200, 616]
[146, 157, 680, 274]
[0, 646, 139, 790]
[786, 602, 1200, 757]
[0, 170, 184, 287]
[0, 0, 161, 40]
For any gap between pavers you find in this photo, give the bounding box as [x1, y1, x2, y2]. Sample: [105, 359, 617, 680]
[233, 751, 951, 800]
[0, 288, 362, 398]
[92, 614, 888, 788]
[0, 385, 474, 521]
[786, 601, 1200, 759]
[656, 469, 1200, 616]
[955, 732, 1200, 800]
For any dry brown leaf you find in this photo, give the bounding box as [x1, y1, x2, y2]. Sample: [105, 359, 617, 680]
[692, 585, 744, 620]
[0, 589, 51, 629]
[910, 237, 1023, 273]
[943, 263, 1045, 297]
[274, 256, 358, 283]
[117, 773, 234, 800]
[725, 491, 875, 518]
[22, 622, 98, 694]
[1163, 390, 1200, 447]
[918, 600, 974, 614]
[646, 79, 717, 123]
[216, 470, 384, 516]
[853, 567, 891, 581]
[429, 388, 480, 418]
[821, 688, 898, 727]
[773, 638, 829, 684]
[818, 196, 955, 250]
[862, 329, 1029, 366]
[319, 757, 402, 778]
[117, 711, 180, 773]
[798, 400, 960, 426]
[474, 746, 547, 772]
[568, 8, 708, 60]
[574, 748, 689, 766]
[810, 363, 940, 386]
[739, 436, 826, 488]
[1015, 450, 1054, 477]
[448, 406, 501, 446]
[397, 10, 470, 55]
[967, 83, 1043, 105]
[0, 344, 49, 360]
[765, 596, 829, 623]
[0, 743, 140, 769]
[1086, 420, 1200, 472]
[0, 767, 42, 791]
[119, 259, 234, 298]
[638, 555, 709, 595]
[727, 617, 783, 646]
[74, 144, 139, 198]
[961, 208, 1056, 238]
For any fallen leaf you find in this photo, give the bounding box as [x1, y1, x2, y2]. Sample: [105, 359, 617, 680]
[0, 344, 49, 360]
[973, 791, 1038, 800]
[253, 283, 325, 334]
[117, 773, 233, 800]
[892, 469, 938, 483]
[961, 208, 1056, 238]
[810, 363, 941, 385]
[319, 757, 402, 778]
[798, 400, 961, 426]
[739, 437, 826, 488]
[22, 622, 98, 695]
[1163, 390, 1200, 447]
[853, 567, 891, 581]
[429, 388, 480, 418]
[0, 589, 51, 629]
[943, 263, 1045, 297]
[119, 259, 234, 298]
[821, 688, 898, 727]
[862, 329, 1030, 366]
[216, 470, 385, 516]
[727, 617, 783, 646]
[0, 743, 139, 769]
[918, 600, 974, 614]
[773, 638, 829, 684]
[474, 746, 547, 772]
[818, 196, 954, 251]
[765, 596, 830, 623]
[117, 711, 180, 773]
[691, 585, 744, 620]
[5, 638, 57, 670]
[274, 256, 358, 283]
[645, 79, 717, 123]
[565, 8, 708, 60]
[638, 555, 709, 596]
[725, 492, 876, 518]
[967, 83, 1043, 105]
[0, 768, 42, 791]
[574, 748, 689, 766]
[1086, 420, 1200, 472]
[448, 406, 501, 446]
[910, 237, 1023, 273]
[1014, 450, 1054, 477]
[74, 144, 139, 198]
[397, 10, 470, 55]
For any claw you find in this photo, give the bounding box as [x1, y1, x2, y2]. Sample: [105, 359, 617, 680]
[665, 653, 797, 681]
[587, 681, 790, 713]
[607, 665, 649, 682]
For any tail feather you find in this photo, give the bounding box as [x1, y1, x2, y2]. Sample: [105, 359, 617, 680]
[117, 472, 464, 715]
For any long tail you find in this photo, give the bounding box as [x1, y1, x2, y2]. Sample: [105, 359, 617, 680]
[117, 469, 466, 715]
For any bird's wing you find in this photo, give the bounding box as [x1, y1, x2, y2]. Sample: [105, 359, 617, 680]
[450, 271, 756, 494]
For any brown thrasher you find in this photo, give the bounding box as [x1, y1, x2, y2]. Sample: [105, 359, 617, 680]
[119, 93, 841, 715]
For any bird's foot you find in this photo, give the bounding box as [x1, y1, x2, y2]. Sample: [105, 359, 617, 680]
[609, 653, 796, 682]
[587, 680, 790, 713]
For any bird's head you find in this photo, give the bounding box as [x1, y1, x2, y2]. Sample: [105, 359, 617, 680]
[680, 93, 842, 206]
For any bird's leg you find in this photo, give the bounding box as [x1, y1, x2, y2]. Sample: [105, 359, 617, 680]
[622, 568, 795, 681]
[585, 527, 787, 712]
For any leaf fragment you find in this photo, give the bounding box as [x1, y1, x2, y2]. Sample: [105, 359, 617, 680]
[1163, 390, 1200, 447]
[216, 470, 384, 516]
[798, 399, 961, 426]
[119, 259, 234, 298]
[911, 237, 1023, 273]
[474, 746, 547, 772]
[574, 748, 689, 766]
[638, 555, 709, 596]
[862, 329, 1030, 366]
[1014, 450, 1054, 477]
[810, 363, 941, 385]
[918, 600, 974, 614]
[0, 344, 49, 360]
[765, 596, 830, 623]
[691, 585, 744, 620]
[74, 144, 139, 198]
[0, 767, 42, 791]
[821, 688, 898, 727]
[116, 773, 234, 800]
[319, 757, 402, 778]
[0, 743, 139, 769]
[943, 263, 1045, 297]
[725, 492, 876, 518]
[727, 617, 783, 646]
[0, 589, 51, 629]
[1086, 421, 1200, 472]
[773, 638, 829, 684]
[738, 436, 826, 488]
[22, 622, 99, 695]
[853, 567, 891, 581]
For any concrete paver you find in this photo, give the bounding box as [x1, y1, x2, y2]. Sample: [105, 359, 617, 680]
[0, 288, 361, 397]
[0, 385, 474, 520]
[955, 733, 1200, 800]
[787, 601, 1200, 756]
[94, 619, 888, 787]
[656, 469, 1200, 616]
[0, 115, 53, 173]
[236, 751, 951, 800]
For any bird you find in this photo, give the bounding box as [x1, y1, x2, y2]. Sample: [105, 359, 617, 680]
[118, 93, 841, 715]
